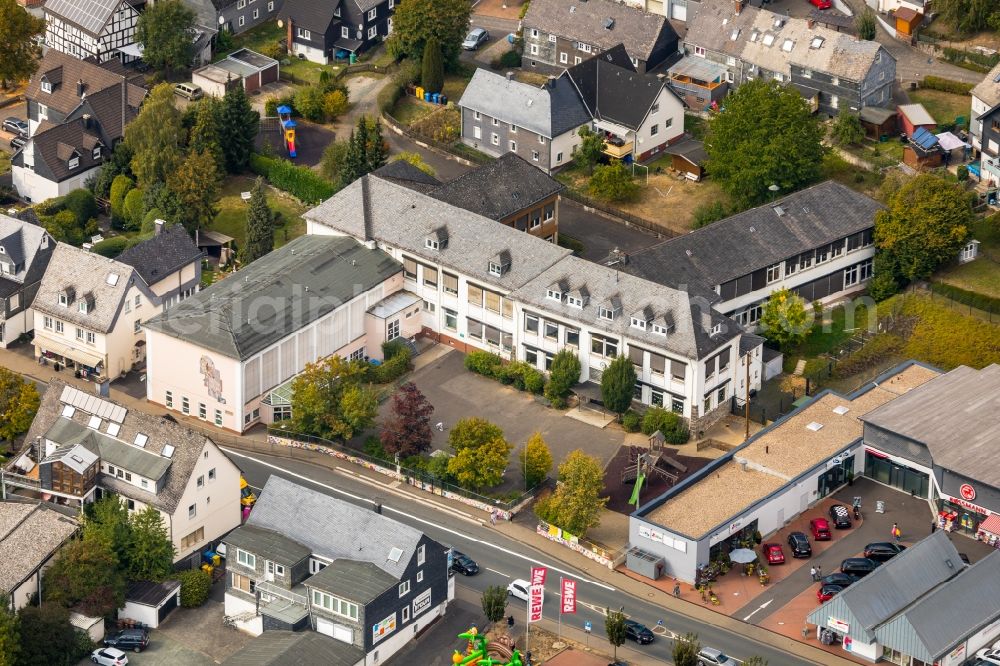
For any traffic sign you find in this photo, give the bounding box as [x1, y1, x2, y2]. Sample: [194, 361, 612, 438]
[584, 621, 592, 633]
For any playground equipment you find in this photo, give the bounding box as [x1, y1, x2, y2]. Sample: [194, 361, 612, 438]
[276, 105, 297, 158]
[451, 628, 524, 666]
[622, 431, 688, 506]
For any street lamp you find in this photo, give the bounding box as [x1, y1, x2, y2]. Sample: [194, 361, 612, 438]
[768, 183, 780, 202]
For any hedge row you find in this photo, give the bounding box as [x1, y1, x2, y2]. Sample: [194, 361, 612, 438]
[920, 76, 973, 95]
[373, 341, 412, 383]
[249, 154, 335, 204]
[464, 350, 545, 394]
[930, 280, 1000, 314]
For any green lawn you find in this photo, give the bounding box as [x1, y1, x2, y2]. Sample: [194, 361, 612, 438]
[210, 175, 308, 249]
[908, 89, 971, 128]
[0, 151, 10, 175]
[821, 151, 884, 194]
[442, 71, 473, 102]
[392, 96, 436, 126]
[782, 302, 873, 373]
[935, 216, 1000, 297]
[223, 22, 334, 85]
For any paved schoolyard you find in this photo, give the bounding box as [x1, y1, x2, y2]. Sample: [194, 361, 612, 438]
[383, 348, 625, 489]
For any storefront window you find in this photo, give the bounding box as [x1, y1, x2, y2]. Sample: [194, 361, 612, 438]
[817, 455, 855, 498]
[863, 452, 929, 499]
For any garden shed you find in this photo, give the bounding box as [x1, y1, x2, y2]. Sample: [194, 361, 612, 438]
[118, 580, 181, 628]
[192, 48, 279, 98]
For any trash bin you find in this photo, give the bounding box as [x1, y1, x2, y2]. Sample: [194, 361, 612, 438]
[349, 52, 357, 64]
[440, 94, 447, 106]
[415, 86, 424, 100]
[432, 93, 440, 104]
[424, 92, 431, 102]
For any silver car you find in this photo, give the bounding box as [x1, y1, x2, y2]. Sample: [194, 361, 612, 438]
[697, 647, 740, 666]
[463, 27, 489, 50]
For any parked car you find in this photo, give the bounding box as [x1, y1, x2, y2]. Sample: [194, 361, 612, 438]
[809, 0, 832, 8]
[623, 619, 654, 645]
[103, 629, 149, 653]
[960, 552, 971, 565]
[820, 572, 859, 588]
[976, 649, 1000, 661]
[91, 648, 128, 666]
[829, 504, 852, 529]
[762, 543, 785, 565]
[817, 583, 845, 602]
[462, 27, 490, 50]
[697, 647, 740, 665]
[10, 135, 26, 150]
[969, 659, 1000, 666]
[863, 542, 907, 562]
[787, 531, 812, 558]
[173, 82, 203, 100]
[451, 550, 480, 576]
[810, 518, 832, 540]
[840, 557, 879, 578]
[507, 579, 530, 602]
[3, 117, 28, 136]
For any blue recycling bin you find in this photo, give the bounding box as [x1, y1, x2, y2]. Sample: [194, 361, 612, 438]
[424, 92, 431, 102]
[432, 93, 440, 104]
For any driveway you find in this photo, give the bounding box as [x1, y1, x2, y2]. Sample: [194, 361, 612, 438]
[382, 348, 625, 490]
[559, 199, 665, 262]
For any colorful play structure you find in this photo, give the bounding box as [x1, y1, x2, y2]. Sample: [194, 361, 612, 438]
[276, 105, 297, 158]
[451, 628, 525, 666]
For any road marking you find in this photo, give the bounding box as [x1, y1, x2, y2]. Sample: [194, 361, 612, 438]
[742, 599, 773, 622]
[224, 449, 617, 592]
[486, 568, 510, 577]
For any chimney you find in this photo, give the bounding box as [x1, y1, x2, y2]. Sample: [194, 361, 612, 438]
[734, 0, 743, 14]
[82, 114, 92, 129]
[154, 219, 164, 236]
[506, 71, 514, 81]
[76, 79, 85, 97]
[547, 76, 557, 90]
[807, 17, 815, 29]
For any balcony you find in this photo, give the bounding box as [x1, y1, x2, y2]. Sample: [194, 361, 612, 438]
[668, 74, 725, 92]
[603, 137, 634, 159]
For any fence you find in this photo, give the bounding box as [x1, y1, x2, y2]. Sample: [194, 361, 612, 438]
[535, 519, 621, 570]
[558, 189, 677, 239]
[926, 281, 1000, 323]
[382, 108, 492, 166]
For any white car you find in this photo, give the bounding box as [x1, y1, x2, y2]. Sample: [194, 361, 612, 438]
[507, 579, 530, 602]
[975, 648, 1000, 662]
[92, 647, 128, 666]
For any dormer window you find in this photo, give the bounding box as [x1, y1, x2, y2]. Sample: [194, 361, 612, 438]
[41, 80, 52, 93]
[489, 261, 503, 276]
[567, 295, 583, 308]
[546, 289, 562, 302]
[426, 226, 448, 250]
[78, 300, 88, 313]
[92, 147, 101, 160]
[58, 293, 68, 306]
[489, 251, 511, 277]
[711, 323, 722, 335]
[68, 156, 79, 170]
[425, 238, 439, 250]
[630, 317, 646, 330]
[599, 306, 615, 321]
[652, 324, 668, 336]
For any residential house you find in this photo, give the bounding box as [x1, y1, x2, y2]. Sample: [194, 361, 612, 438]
[116, 222, 203, 311]
[0, 501, 79, 611]
[621, 0, 697, 22]
[280, 0, 395, 64]
[43, 0, 140, 63]
[142, 235, 407, 433]
[4, 380, 243, 565]
[32, 234, 199, 381]
[458, 69, 592, 173]
[522, 0, 680, 74]
[427, 153, 563, 242]
[680, 0, 895, 115]
[872, 0, 927, 15]
[971, 63, 1000, 192]
[305, 173, 761, 432]
[564, 44, 685, 161]
[222, 475, 451, 666]
[0, 213, 56, 347]
[12, 51, 145, 203]
[622, 180, 882, 328]
[182, 0, 285, 36]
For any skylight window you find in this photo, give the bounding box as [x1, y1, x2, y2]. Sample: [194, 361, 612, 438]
[162, 443, 175, 458]
[806, 421, 824, 432]
[106, 423, 121, 438]
[62, 405, 76, 418]
[387, 547, 404, 563]
[730, 28, 740, 41]
[810, 36, 824, 49]
[750, 30, 760, 42]
[106, 273, 119, 286]
[833, 405, 850, 415]
[134, 433, 148, 448]
[88, 415, 101, 429]
[762, 34, 775, 47]
[782, 39, 794, 52]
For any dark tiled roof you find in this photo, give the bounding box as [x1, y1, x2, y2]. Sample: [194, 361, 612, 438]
[29, 119, 104, 182]
[565, 45, 673, 130]
[26, 51, 142, 117]
[117, 225, 203, 289]
[223, 524, 312, 564]
[665, 138, 708, 165]
[625, 181, 883, 288]
[372, 160, 442, 193]
[282, 0, 339, 32]
[221, 632, 364, 666]
[523, 0, 676, 61]
[428, 153, 563, 220]
[306, 559, 396, 604]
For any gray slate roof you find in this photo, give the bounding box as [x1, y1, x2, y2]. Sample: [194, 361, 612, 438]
[0, 502, 79, 596]
[223, 524, 312, 564]
[972, 61, 1000, 108]
[861, 364, 1000, 486]
[876, 551, 1000, 663]
[306, 175, 573, 292]
[45, 417, 172, 481]
[44, 0, 123, 37]
[512, 254, 741, 359]
[117, 225, 202, 288]
[625, 180, 882, 289]
[807, 532, 962, 643]
[523, 0, 676, 61]
[143, 235, 401, 360]
[0, 213, 53, 297]
[428, 153, 563, 220]
[23, 381, 222, 514]
[372, 160, 442, 194]
[247, 475, 423, 580]
[306, 559, 396, 604]
[34, 243, 141, 334]
[26, 51, 145, 120]
[458, 69, 591, 139]
[281, 0, 338, 33]
[221, 631, 365, 666]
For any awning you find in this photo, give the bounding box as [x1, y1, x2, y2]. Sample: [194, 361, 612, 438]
[35, 334, 104, 369]
[936, 131, 968, 152]
[668, 57, 727, 83]
[117, 43, 143, 57]
[334, 37, 364, 53]
[979, 513, 1000, 537]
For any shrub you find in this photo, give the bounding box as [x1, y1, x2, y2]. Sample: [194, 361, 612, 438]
[109, 174, 134, 219]
[588, 162, 639, 202]
[832, 333, 905, 379]
[692, 201, 727, 229]
[957, 165, 969, 181]
[622, 410, 641, 433]
[178, 569, 212, 607]
[920, 76, 974, 95]
[641, 407, 689, 443]
[294, 86, 327, 122]
[382, 339, 408, 360]
[557, 233, 585, 255]
[363, 435, 392, 462]
[930, 280, 1000, 313]
[499, 50, 522, 69]
[63, 189, 98, 225]
[374, 346, 411, 383]
[260, 40, 286, 61]
[522, 366, 545, 394]
[465, 350, 504, 377]
[264, 94, 296, 117]
[91, 236, 130, 258]
[249, 154, 336, 203]
[497, 361, 544, 393]
[122, 188, 145, 230]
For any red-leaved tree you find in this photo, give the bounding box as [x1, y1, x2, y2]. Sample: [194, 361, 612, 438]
[380, 382, 435, 457]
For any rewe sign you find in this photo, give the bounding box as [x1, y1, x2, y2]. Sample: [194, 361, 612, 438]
[561, 579, 577, 614]
[528, 567, 546, 623]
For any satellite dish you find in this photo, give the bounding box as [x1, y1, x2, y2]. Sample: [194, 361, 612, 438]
[277, 19, 284, 27]
[218, 15, 224, 24]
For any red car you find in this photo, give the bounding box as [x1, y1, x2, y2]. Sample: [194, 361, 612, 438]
[817, 584, 845, 602]
[809, 0, 832, 8]
[762, 543, 785, 565]
[810, 518, 832, 541]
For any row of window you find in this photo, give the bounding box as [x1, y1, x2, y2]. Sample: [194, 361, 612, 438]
[634, 383, 685, 413]
[233, 3, 273, 28]
[165, 391, 224, 426]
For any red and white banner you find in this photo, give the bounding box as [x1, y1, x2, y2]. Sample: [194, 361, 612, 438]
[528, 567, 546, 623]
[561, 579, 577, 614]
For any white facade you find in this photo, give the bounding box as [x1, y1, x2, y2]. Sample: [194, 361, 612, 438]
[44, 0, 140, 63]
[970, 93, 991, 152]
[12, 139, 100, 204]
[292, 41, 328, 65]
[633, 86, 685, 159]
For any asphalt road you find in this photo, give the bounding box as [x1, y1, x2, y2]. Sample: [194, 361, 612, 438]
[229, 448, 820, 665]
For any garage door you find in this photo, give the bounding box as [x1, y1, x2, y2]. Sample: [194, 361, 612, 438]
[316, 617, 334, 637]
[670, 2, 687, 20]
[158, 592, 177, 623]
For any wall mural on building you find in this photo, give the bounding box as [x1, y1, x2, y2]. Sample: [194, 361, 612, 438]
[200, 356, 226, 404]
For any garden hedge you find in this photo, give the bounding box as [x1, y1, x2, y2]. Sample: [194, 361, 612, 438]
[249, 154, 336, 204]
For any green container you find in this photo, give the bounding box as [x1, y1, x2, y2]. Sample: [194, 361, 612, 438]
[349, 53, 357, 64]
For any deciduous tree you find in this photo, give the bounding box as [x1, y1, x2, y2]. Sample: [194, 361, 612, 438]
[759, 287, 811, 351]
[290, 356, 376, 440]
[573, 126, 605, 174]
[446, 418, 512, 491]
[705, 79, 824, 207]
[0, 0, 44, 89]
[0, 368, 39, 444]
[122, 188, 145, 231]
[521, 432, 552, 489]
[166, 149, 221, 232]
[82, 496, 131, 566]
[481, 585, 508, 624]
[874, 173, 973, 284]
[16, 605, 77, 666]
[43, 539, 126, 617]
[0, 595, 19, 666]
[421, 36, 444, 94]
[601, 355, 636, 418]
[605, 608, 626, 660]
[544, 349, 580, 408]
[241, 177, 273, 264]
[588, 161, 639, 202]
[127, 507, 176, 582]
[125, 84, 185, 189]
[381, 382, 435, 457]
[220, 83, 260, 173]
[832, 108, 866, 146]
[136, 0, 195, 74]
[320, 139, 351, 185]
[672, 632, 702, 666]
[537, 449, 608, 536]
[935, 0, 998, 34]
[323, 89, 350, 120]
[387, 0, 472, 67]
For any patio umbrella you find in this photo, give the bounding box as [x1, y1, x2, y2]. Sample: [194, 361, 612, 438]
[729, 548, 758, 564]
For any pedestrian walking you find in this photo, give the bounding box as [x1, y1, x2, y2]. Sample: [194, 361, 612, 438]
[507, 615, 514, 629]
[810, 566, 817, 581]
[673, 583, 681, 598]
[490, 510, 497, 526]
[892, 523, 901, 543]
[816, 565, 822, 580]
[931, 520, 937, 534]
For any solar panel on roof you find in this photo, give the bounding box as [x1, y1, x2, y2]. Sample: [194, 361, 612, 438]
[47, 0, 121, 36]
